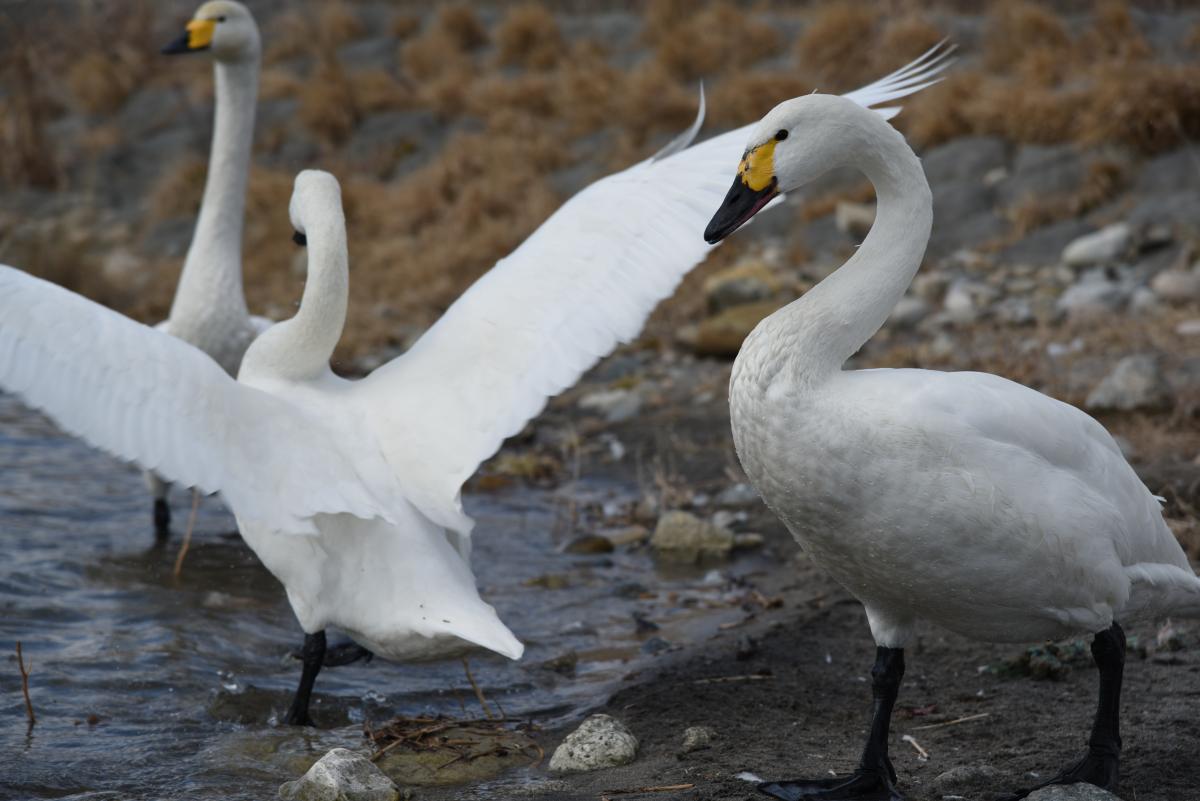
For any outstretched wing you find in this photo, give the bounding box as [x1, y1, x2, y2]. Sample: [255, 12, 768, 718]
[0, 266, 391, 535]
[355, 45, 955, 535]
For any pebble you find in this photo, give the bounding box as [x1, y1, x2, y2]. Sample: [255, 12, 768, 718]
[680, 725, 717, 753]
[928, 764, 1001, 794]
[604, 525, 651, 546]
[1061, 223, 1130, 267]
[1130, 286, 1161, 316]
[548, 714, 638, 774]
[651, 510, 734, 560]
[676, 300, 785, 358]
[1025, 784, 1122, 801]
[1150, 268, 1200, 303]
[278, 748, 400, 801]
[577, 389, 642, 423]
[1056, 280, 1128, 319]
[563, 535, 615, 555]
[888, 296, 930, 328]
[703, 260, 781, 312]
[1177, 319, 1200, 336]
[715, 483, 760, 507]
[1085, 354, 1174, 412]
[835, 200, 875, 238]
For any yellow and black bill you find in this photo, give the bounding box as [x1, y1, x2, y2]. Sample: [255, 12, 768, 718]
[704, 173, 778, 245]
[162, 19, 216, 54]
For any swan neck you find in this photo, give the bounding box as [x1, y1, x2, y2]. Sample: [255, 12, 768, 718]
[757, 124, 931, 384]
[288, 219, 349, 375]
[170, 54, 259, 323]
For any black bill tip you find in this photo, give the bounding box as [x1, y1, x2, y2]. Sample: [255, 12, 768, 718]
[292, 231, 307, 247]
[162, 31, 201, 55]
[704, 176, 778, 245]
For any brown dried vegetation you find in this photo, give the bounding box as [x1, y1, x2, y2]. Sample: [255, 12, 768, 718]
[494, 4, 565, 70]
[653, 2, 782, 81]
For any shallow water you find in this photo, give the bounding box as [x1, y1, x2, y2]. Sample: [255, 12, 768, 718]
[0, 392, 760, 800]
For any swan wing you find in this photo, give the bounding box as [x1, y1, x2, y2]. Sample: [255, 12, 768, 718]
[0, 265, 390, 535]
[357, 47, 955, 535]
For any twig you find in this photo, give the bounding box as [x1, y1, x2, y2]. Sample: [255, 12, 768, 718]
[173, 489, 200, 578]
[16, 642, 34, 727]
[461, 657, 495, 720]
[602, 785, 696, 796]
[901, 734, 929, 760]
[911, 712, 990, 731]
[692, 674, 772, 685]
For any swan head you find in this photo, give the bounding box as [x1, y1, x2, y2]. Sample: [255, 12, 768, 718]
[704, 94, 882, 244]
[289, 170, 344, 243]
[162, 1, 260, 62]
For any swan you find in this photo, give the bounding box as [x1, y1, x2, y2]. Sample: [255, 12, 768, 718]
[704, 93, 1200, 800]
[0, 50, 950, 726]
[150, 0, 271, 538]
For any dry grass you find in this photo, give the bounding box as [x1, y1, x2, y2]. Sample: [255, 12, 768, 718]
[435, 5, 489, 52]
[983, 2, 1071, 73]
[1006, 159, 1129, 236]
[653, 2, 781, 81]
[0, 45, 60, 188]
[494, 4, 565, 70]
[794, 4, 877, 91]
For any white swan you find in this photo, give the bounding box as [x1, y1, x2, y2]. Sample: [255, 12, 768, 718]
[0, 51, 949, 725]
[705, 93, 1200, 800]
[151, 1, 271, 537]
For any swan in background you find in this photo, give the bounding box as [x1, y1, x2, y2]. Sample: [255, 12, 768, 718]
[705, 93, 1200, 800]
[150, 0, 271, 538]
[0, 50, 949, 725]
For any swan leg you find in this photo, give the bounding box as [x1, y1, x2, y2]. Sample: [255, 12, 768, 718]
[759, 647, 905, 801]
[1001, 623, 1125, 800]
[147, 471, 171, 540]
[283, 630, 326, 727]
[323, 641, 374, 667]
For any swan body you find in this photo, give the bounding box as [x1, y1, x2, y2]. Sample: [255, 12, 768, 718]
[706, 91, 1200, 800]
[149, 1, 271, 532]
[0, 50, 949, 722]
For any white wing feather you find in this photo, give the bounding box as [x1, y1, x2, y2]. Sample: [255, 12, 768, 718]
[357, 45, 954, 535]
[0, 267, 391, 535]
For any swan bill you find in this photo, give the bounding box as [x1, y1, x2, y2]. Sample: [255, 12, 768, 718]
[162, 19, 216, 54]
[704, 175, 778, 244]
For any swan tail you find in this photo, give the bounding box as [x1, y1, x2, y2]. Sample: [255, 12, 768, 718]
[1122, 562, 1200, 620]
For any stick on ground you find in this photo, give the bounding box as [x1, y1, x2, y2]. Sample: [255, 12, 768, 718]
[461, 657, 496, 720]
[16, 641, 34, 727]
[173, 489, 201, 578]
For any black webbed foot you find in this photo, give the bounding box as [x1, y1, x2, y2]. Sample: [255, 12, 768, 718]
[153, 498, 171, 541]
[760, 766, 903, 801]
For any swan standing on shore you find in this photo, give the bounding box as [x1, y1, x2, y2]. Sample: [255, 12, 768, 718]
[705, 93, 1200, 800]
[151, 1, 271, 538]
[0, 50, 949, 725]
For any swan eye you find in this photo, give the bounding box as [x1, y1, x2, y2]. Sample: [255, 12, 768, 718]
[216, 15, 226, 22]
[775, 129, 788, 141]
[292, 231, 307, 247]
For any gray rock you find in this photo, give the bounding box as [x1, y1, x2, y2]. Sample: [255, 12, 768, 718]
[1062, 223, 1131, 267]
[703, 260, 780, 312]
[1177, 319, 1200, 337]
[994, 297, 1035, 325]
[835, 201, 875, 238]
[1025, 784, 1121, 801]
[577, 389, 642, 423]
[1134, 146, 1200, 195]
[1150, 268, 1200, 303]
[943, 280, 999, 323]
[279, 748, 399, 801]
[922, 136, 1007, 186]
[888, 296, 930, 329]
[715, 483, 760, 508]
[1130, 286, 1161, 316]
[1057, 280, 1129, 319]
[928, 764, 1001, 793]
[1085, 354, 1174, 412]
[1000, 219, 1093, 267]
[651, 511, 733, 559]
[680, 725, 717, 753]
[999, 144, 1085, 206]
[549, 714, 638, 774]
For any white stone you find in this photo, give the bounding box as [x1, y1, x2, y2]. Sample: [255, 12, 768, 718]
[577, 389, 642, 423]
[651, 511, 733, 558]
[1061, 223, 1131, 267]
[1150, 269, 1200, 303]
[1085, 354, 1173, 412]
[1056, 280, 1128, 319]
[549, 714, 638, 774]
[888, 296, 930, 328]
[1176, 319, 1200, 336]
[278, 748, 399, 801]
[1025, 784, 1122, 801]
[680, 725, 716, 752]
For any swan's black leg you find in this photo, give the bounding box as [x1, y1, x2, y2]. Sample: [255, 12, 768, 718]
[283, 630, 326, 726]
[153, 498, 171, 541]
[759, 647, 905, 801]
[1000, 622, 1125, 801]
[323, 641, 374, 667]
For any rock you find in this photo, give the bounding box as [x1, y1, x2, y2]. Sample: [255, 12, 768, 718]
[279, 748, 399, 801]
[1150, 268, 1200, 303]
[548, 714, 638, 774]
[680, 725, 717, 753]
[1085, 354, 1173, 412]
[577, 388, 642, 423]
[1177, 319, 1200, 336]
[540, 650, 579, 675]
[651, 511, 734, 560]
[928, 764, 1001, 794]
[1025, 784, 1122, 801]
[943, 280, 999, 323]
[715, 483, 760, 508]
[603, 525, 650, 546]
[703, 260, 781, 312]
[677, 300, 786, 358]
[887, 296, 929, 329]
[732, 532, 765, 549]
[835, 201, 875, 238]
[1056, 280, 1128, 319]
[1130, 286, 1161, 315]
[1061, 223, 1131, 267]
[564, 535, 615, 555]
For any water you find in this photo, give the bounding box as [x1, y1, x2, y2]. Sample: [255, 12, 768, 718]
[0, 393, 758, 800]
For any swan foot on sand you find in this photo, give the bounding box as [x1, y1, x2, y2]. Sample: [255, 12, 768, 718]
[1000, 624, 1125, 801]
[759, 647, 905, 801]
[153, 499, 171, 541]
